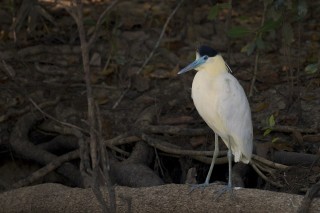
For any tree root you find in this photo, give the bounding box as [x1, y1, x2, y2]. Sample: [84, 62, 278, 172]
[12, 150, 79, 189]
[9, 112, 83, 187]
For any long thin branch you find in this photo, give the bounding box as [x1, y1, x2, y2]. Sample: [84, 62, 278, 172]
[249, 2, 267, 97]
[88, 0, 119, 48]
[28, 97, 86, 133]
[249, 52, 259, 97]
[136, 0, 185, 74]
[96, 102, 116, 212]
[73, 0, 98, 169]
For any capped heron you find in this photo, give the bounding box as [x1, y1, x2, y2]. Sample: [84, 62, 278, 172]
[178, 45, 253, 195]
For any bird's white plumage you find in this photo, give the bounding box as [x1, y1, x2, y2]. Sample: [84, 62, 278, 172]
[191, 55, 252, 163]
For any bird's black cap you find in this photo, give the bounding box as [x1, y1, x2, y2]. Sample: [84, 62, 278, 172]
[198, 45, 218, 57]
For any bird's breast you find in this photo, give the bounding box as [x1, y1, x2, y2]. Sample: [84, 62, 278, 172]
[191, 71, 225, 136]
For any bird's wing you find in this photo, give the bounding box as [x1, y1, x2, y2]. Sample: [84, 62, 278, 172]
[216, 74, 253, 162]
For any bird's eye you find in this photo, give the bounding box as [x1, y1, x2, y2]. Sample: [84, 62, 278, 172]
[204, 55, 208, 60]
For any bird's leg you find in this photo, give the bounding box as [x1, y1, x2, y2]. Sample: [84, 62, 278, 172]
[189, 133, 219, 192]
[215, 137, 234, 199]
[227, 147, 233, 188]
[204, 133, 219, 185]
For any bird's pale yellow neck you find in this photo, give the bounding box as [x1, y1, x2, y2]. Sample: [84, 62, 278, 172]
[197, 55, 227, 76]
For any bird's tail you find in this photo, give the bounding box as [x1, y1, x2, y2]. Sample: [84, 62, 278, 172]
[230, 137, 252, 164]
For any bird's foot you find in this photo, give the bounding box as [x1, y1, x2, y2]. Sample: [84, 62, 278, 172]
[214, 184, 235, 201]
[188, 182, 211, 194]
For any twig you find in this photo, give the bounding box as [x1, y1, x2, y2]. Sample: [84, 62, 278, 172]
[249, 52, 259, 97]
[96, 102, 116, 212]
[111, 0, 186, 108]
[154, 147, 165, 178]
[95, 101, 114, 212]
[28, 97, 86, 133]
[71, 0, 98, 170]
[249, 2, 267, 97]
[136, 0, 185, 74]
[88, 0, 119, 48]
[0, 96, 59, 123]
[112, 80, 131, 109]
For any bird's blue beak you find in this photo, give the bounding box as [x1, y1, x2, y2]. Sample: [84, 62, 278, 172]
[178, 56, 207, 75]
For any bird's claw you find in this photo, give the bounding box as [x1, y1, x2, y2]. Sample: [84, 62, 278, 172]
[214, 185, 235, 201]
[188, 182, 210, 194]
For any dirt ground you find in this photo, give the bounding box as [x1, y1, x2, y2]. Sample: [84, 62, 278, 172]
[0, 0, 319, 209]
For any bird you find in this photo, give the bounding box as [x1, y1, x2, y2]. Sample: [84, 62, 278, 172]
[178, 45, 253, 195]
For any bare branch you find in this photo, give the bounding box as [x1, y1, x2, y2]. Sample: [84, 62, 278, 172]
[136, 0, 185, 74]
[88, 0, 119, 48]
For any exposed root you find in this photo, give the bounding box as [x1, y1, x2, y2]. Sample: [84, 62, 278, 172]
[250, 161, 284, 188]
[12, 150, 79, 189]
